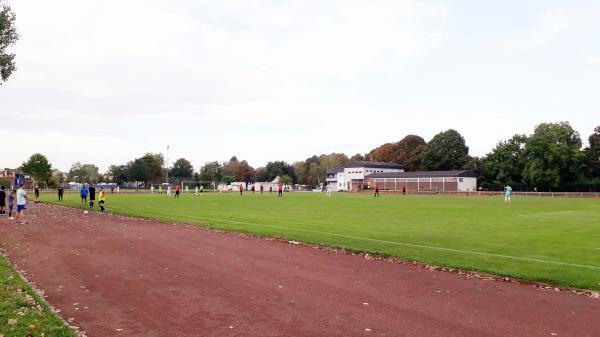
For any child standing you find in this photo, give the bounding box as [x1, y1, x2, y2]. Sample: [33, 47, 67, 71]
[16, 184, 27, 224]
[7, 189, 15, 220]
[80, 185, 88, 205]
[98, 187, 107, 213]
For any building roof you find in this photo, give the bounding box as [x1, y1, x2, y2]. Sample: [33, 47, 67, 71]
[344, 161, 404, 169]
[326, 168, 344, 174]
[366, 170, 477, 179]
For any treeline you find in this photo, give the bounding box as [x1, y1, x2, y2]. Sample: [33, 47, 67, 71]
[14, 122, 600, 192]
[366, 122, 600, 191]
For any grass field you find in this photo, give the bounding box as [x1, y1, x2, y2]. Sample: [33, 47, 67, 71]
[0, 255, 76, 337]
[41, 191, 600, 291]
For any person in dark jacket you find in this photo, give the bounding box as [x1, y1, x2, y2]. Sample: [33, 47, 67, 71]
[88, 185, 96, 208]
[0, 186, 6, 216]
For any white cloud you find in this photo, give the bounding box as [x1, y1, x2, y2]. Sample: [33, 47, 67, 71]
[1, 1, 598, 172]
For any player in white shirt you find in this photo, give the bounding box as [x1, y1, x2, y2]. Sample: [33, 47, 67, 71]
[16, 184, 27, 224]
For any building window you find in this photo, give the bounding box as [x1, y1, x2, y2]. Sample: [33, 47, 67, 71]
[459, 178, 463, 182]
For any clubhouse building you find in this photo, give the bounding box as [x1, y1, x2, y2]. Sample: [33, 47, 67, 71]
[326, 161, 404, 192]
[326, 162, 477, 193]
[365, 170, 477, 193]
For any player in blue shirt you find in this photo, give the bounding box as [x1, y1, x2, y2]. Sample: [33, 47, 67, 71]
[80, 185, 88, 205]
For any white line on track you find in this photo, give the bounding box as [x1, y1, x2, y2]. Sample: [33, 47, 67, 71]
[160, 212, 600, 270]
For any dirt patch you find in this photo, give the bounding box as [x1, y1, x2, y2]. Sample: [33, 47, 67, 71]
[1, 203, 599, 337]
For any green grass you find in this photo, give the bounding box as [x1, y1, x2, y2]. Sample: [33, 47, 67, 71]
[42, 191, 600, 291]
[0, 255, 77, 337]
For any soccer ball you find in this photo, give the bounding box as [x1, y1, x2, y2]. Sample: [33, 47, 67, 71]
[83, 211, 88, 215]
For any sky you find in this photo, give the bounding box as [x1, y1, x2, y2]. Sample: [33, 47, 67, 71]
[1, 0, 599, 172]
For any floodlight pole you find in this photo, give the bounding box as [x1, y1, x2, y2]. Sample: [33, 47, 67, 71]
[165, 145, 170, 184]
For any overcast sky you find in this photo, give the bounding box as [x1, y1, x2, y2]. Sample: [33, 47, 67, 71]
[1, 0, 599, 172]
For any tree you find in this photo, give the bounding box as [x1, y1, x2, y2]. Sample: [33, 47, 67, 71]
[234, 160, 254, 182]
[319, 153, 349, 170]
[421, 129, 470, 171]
[369, 143, 401, 163]
[107, 164, 129, 185]
[265, 161, 296, 182]
[279, 175, 293, 186]
[169, 158, 194, 181]
[0, 1, 19, 84]
[48, 169, 66, 188]
[68, 162, 100, 183]
[140, 153, 164, 183]
[522, 122, 584, 190]
[479, 135, 528, 189]
[254, 167, 268, 182]
[21, 153, 52, 184]
[128, 158, 150, 184]
[584, 126, 600, 179]
[350, 153, 365, 161]
[396, 135, 427, 171]
[221, 156, 239, 177]
[199, 161, 222, 184]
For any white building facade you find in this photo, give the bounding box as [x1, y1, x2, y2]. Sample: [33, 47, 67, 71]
[326, 161, 404, 191]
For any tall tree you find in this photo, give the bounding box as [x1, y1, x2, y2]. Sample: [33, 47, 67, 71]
[221, 156, 239, 177]
[480, 135, 528, 189]
[369, 143, 401, 163]
[254, 167, 268, 182]
[107, 164, 129, 185]
[21, 153, 52, 184]
[397, 135, 427, 171]
[421, 129, 470, 171]
[584, 126, 600, 179]
[199, 161, 222, 184]
[522, 122, 584, 190]
[265, 161, 296, 182]
[319, 153, 349, 169]
[140, 153, 164, 183]
[68, 162, 100, 183]
[0, 0, 19, 83]
[128, 158, 150, 184]
[169, 158, 194, 181]
[350, 153, 365, 161]
[234, 160, 254, 182]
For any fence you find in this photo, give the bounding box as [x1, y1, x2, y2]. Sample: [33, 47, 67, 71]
[376, 190, 600, 198]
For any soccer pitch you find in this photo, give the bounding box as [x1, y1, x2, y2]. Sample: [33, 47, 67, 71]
[41, 192, 600, 290]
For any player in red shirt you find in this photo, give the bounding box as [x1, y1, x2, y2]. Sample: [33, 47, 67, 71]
[374, 184, 379, 197]
[239, 184, 244, 196]
[175, 185, 181, 198]
[260, 184, 264, 194]
[278, 183, 283, 198]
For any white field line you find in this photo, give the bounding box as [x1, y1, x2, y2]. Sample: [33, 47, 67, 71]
[153, 211, 600, 271]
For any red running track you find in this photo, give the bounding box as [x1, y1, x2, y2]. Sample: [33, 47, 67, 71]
[0, 203, 599, 337]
